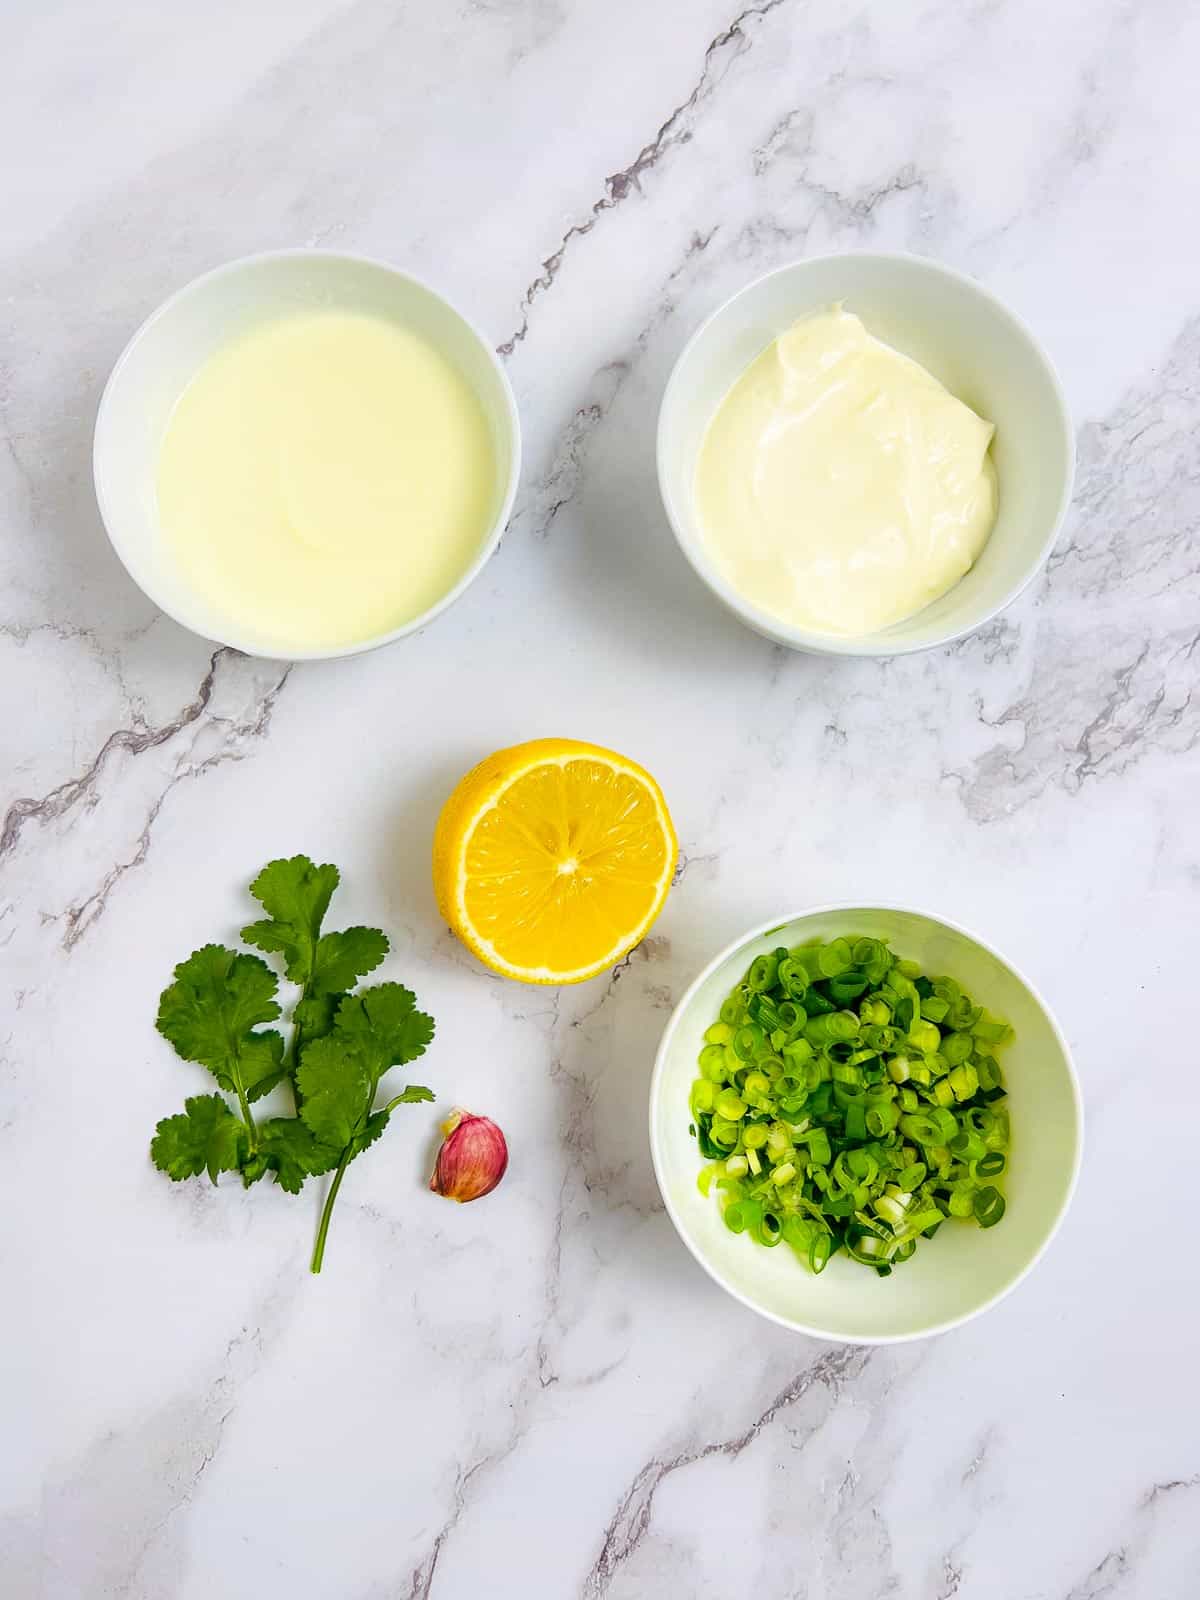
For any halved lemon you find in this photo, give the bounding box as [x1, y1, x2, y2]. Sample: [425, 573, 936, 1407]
[433, 738, 677, 985]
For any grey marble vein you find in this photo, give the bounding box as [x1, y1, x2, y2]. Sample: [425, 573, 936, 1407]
[497, 0, 787, 355]
[1062, 1476, 1200, 1600]
[947, 314, 1200, 822]
[0, 649, 231, 865]
[516, 225, 715, 541]
[582, 1345, 872, 1597]
[56, 662, 291, 948]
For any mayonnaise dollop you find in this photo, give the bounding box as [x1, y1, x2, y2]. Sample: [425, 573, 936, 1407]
[695, 306, 998, 636]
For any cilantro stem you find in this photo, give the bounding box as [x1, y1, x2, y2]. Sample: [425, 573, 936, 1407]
[310, 1148, 352, 1274]
[234, 1081, 259, 1153]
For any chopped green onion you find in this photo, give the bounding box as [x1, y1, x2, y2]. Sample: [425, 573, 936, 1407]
[973, 1186, 1006, 1228]
[843, 1102, 868, 1140]
[817, 938, 853, 977]
[948, 1063, 979, 1102]
[941, 1031, 974, 1066]
[949, 1128, 986, 1161]
[719, 996, 743, 1027]
[976, 1054, 1003, 1092]
[929, 1107, 959, 1144]
[866, 1102, 900, 1137]
[697, 1044, 726, 1081]
[777, 958, 809, 998]
[874, 1191, 908, 1227]
[747, 953, 779, 991]
[691, 935, 1013, 1276]
[829, 970, 869, 1003]
[899, 1112, 941, 1146]
[908, 1018, 941, 1054]
[749, 993, 782, 1033]
[756, 1212, 783, 1247]
[896, 1206, 943, 1239]
[715, 1091, 747, 1121]
[804, 1128, 832, 1166]
[765, 1125, 792, 1160]
[782, 1037, 815, 1066]
[973, 1017, 1012, 1045]
[732, 1024, 762, 1062]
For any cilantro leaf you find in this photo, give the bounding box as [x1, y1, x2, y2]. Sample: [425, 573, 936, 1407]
[242, 1032, 288, 1101]
[156, 945, 284, 1099]
[291, 928, 390, 1047]
[297, 985, 434, 1148]
[241, 855, 340, 984]
[237, 1149, 271, 1188]
[292, 991, 341, 1041]
[311, 927, 390, 996]
[382, 1084, 436, 1112]
[256, 1119, 341, 1194]
[350, 1108, 393, 1159]
[151, 1094, 246, 1183]
[332, 984, 436, 1076]
[296, 1033, 371, 1149]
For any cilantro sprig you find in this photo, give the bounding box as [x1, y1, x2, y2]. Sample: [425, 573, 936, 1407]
[150, 855, 434, 1272]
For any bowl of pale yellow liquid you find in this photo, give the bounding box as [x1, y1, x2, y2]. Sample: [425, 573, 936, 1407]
[94, 251, 520, 658]
[657, 253, 1074, 656]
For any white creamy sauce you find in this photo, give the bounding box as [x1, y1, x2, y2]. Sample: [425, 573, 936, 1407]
[156, 310, 498, 655]
[695, 306, 999, 636]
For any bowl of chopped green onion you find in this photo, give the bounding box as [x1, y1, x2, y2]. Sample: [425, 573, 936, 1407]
[649, 906, 1081, 1343]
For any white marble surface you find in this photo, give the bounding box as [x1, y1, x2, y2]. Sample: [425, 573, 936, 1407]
[3, 2, 1199, 1595]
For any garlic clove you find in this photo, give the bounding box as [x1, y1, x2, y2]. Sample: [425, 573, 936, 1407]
[429, 1110, 508, 1203]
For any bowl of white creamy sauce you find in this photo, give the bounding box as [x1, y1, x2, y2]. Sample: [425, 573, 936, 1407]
[657, 253, 1074, 656]
[94, 252, 520, 660]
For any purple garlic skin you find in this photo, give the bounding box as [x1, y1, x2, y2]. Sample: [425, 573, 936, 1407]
[429, 1110, 508, 1203]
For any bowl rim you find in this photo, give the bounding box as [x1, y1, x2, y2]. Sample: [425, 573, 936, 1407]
[655, 249, 1076, 659]
[92, 247, 522, 662]
[648, 901, 1085, 1344]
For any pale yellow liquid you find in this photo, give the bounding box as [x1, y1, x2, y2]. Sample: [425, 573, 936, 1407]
[157, 310, 498, 653]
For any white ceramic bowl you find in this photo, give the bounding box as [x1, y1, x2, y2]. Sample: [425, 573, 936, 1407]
[649, 905, 1082, 1343]
[93, 250, 521, 660]
[657, 253, 1074, 655]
